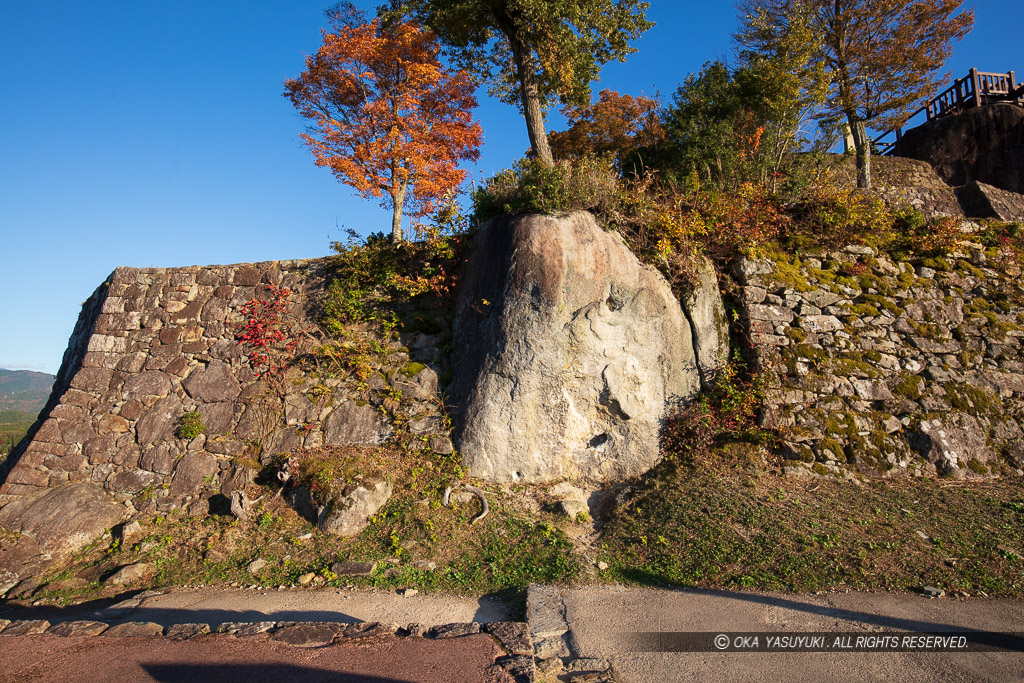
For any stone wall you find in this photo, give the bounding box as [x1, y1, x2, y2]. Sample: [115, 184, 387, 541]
[894, 103, 1024, 194]
[822, 151, 1024, 221]
[828, 155, 955, 191]
[957, 181, 1024, 221]
[0, 259, 451, 516]
[738, 243, 1024, 480]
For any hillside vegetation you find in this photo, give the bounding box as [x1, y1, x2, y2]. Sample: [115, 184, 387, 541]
[0, 412, 36, 460]
[0, 369, 50, 460]
[0, 368, 52, 412]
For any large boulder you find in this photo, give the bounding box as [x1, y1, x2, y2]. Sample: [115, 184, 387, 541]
[450, 212, 707, 484]
[0, 483, 124, 595]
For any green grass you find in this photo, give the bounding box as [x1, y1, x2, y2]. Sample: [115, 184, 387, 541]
[23, 438, 1024, 607]
[599, 449, 1024, 596]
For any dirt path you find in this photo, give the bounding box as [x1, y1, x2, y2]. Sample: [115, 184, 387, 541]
[0, 633, 511, 683]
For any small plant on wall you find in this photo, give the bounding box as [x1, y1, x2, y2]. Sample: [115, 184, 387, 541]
[175, 411, 206, 440]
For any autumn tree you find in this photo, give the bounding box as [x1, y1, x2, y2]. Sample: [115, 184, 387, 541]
[384, 0, 653, 166]
[738, 0, 973, 188]
[547, 89, 663, 169]
[734, 2, 829, 190]
[284, 3, 482, 242]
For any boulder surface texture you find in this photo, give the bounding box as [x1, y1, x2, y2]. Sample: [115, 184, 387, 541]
[451, 212, 722, 484]
[0, 483, 123, 595]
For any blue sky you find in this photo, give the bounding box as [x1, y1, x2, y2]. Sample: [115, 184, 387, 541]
[1, 1, 1019, 375]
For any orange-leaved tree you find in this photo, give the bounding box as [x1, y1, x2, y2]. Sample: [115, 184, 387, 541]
[284, 4, 482, 242]
[548, 89, 663, 169]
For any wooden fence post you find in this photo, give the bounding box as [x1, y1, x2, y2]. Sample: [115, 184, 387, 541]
[970, 67, 981, 108]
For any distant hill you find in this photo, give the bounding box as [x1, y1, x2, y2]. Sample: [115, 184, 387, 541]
[0, 368, 54, 412]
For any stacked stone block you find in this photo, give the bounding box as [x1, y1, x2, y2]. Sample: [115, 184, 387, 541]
[737, 243, 1024, 479]
[0, 259, 450, 515]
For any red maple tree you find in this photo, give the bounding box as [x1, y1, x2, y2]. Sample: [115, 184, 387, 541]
[284, 5, 482, 242]
[548, 89, 664, 165]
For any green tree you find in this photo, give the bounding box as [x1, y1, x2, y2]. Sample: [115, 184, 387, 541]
[738, 0, 974, 188]
[384, 0, 653, 165]
[637, 42, 825, 194]
[655, 62, 746, 188]
[734, 2, 829, 190]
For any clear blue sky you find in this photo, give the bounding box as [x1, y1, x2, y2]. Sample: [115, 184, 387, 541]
[1, 1, 1019, 374]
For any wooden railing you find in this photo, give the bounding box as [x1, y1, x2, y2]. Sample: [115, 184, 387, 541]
[872, 69, 1023, 155]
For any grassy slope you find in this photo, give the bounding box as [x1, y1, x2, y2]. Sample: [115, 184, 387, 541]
[22, 443, 1024, 608]
[24, 444, 578, 606]
[598, 446, 1024, 597]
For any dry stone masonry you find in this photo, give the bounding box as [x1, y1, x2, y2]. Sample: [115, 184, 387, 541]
[828, 154, 1024, 222]
[0, 259, 451, 521]
[739, 241, 1024, 480]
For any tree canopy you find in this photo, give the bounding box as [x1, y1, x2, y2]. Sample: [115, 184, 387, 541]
[548, 89, 663, 168]
[284, 4, 482, 242]
[738, 0, 974, 188]
[384, 0, 653, 165]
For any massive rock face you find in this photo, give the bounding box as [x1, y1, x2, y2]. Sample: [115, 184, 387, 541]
[0, 483, 123, 595]
[895, 103, 1024, 194]
[451, 212, 726, 484]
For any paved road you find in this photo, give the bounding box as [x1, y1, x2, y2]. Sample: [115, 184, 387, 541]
[0, 588, 521, 683]
[557, 586, 1024, 682]
[5, 585, 1024, 681]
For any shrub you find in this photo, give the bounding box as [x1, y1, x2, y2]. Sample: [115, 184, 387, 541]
[471, 156, 622, 221]
[660, 354, 777, 463]
[788, 185, 894, 247]
[321, 222, 468, 337]
[175, 411, 206, 440]
[238, 284, 297, 376]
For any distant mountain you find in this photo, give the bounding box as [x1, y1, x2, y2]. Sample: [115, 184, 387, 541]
[0, 369, 54, 412]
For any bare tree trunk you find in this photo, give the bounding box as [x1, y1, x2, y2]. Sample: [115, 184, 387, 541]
[507, 31, 553, 166]
[848, 115, 872, 189]
[391, 170, 407, 243]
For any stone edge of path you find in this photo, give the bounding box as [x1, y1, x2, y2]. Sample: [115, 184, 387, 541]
[527, 583, 613, 682]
